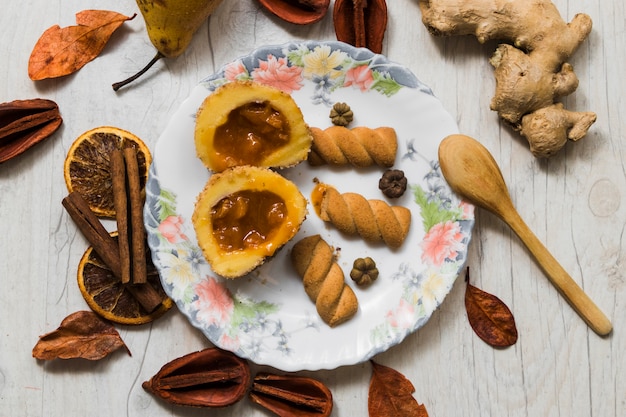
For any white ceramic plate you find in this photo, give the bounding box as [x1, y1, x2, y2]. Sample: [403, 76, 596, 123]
[144, 41, 474, 371]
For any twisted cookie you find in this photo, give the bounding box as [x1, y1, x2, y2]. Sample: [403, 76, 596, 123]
[291, 235, 358, 327]
[318, 185, 411, 249]
[308, 126, 397, 167]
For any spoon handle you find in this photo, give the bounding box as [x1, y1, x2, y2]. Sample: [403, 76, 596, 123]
[502, 209, 613, 336]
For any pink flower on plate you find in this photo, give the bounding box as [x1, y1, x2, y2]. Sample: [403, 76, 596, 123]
[386, 299, 415, 329]
[344, 65, 374, 91]
[193, 277, 234, 326]
[218, 332, 240, 351]
[251, 55, 303, 93]
[158, 215, 188, 244]
[459, 201, 474, 220]
[224, 60, 247, 81]
[421, 220, 465, 266]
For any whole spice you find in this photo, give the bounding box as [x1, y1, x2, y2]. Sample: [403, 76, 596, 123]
[110, 147, 147, 284]
[464, 268, 518, 347]
[0, 99, 62, 163]
[329, 102, 354, 126]
[63, 191, 123, 279]
[350, 257, 379, 286]
[334, 0, 388, 54]
[257, 0, 331, 25]
[369, 361, 429, 417]
[419, 0, 595, 157]
[124, 147, 147, 284]
[110, 149, 131, 283]
[379, 169, 407, 198]
[32, 311, 130, 360]
[62, 191, 163, 313]
[250, 372, 333, 417]
[143, 347, 251, 408]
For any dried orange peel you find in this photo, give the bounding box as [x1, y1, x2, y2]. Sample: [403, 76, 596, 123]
[77, 234, 172, 325]
[64, 126, 151, 218]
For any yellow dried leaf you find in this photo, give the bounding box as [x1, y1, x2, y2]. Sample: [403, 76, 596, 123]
[28, 10, 135, 80]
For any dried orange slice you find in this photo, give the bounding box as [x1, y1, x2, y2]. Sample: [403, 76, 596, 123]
[77, 235, 172, 325]
[64, 126, 152, 218]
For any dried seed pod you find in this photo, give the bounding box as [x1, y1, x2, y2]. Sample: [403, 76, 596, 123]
[333, 0, 388, 54]
[257, 0, 331, 25]
[0, 98, 62, 163]
[329, 102, 354, 126]
[350, 257, 379, 286]
[250, 372, 333, 417]
[142, 347, 251, 408]
[378, 169, 407, 198]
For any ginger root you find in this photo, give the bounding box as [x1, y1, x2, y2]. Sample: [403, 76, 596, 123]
[418, 0, 597, 157]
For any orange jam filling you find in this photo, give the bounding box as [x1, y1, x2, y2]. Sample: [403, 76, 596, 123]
[310, 181, 330, 217]
[210, 190, 287, 252]
[214, 101, 290, 168]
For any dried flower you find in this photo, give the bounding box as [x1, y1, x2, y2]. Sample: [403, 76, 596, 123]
[379, 169, 407, 198]
[329, 102, 354, 126]
[350, 257, 379, 286]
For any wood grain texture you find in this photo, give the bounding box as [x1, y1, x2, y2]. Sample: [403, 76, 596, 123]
[1, 1, 624, 416]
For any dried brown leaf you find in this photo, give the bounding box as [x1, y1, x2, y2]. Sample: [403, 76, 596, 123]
[28, 10, 135, 80]
[465, 268, 518, 347]
[32, 310, 130, 360]
[368, 361, 429, 417]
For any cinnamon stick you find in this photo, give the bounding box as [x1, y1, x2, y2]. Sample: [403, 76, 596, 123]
[62, 192, 122, 279]
[110, 148, 131, 284]
[63, 192, 163, 313]
[126, 282, 163, 313]
[129, 256, 166, 313]
[124, 146, 147, 284]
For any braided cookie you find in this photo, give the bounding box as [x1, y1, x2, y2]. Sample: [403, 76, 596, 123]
[308, 126, 397, 167]
[317, 184, 411, 249]
[291, 235, 358, 327]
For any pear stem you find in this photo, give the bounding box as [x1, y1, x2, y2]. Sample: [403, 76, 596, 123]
[112, 51, 164, 91]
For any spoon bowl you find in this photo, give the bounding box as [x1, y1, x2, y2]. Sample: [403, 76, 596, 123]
[438, 134, 612, 336]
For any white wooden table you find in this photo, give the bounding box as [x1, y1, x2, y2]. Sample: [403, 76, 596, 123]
[1, 1, 624, 416]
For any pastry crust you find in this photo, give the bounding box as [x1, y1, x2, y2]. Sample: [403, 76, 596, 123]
[195, 80, 312, 172]
[319, 185, 411, 249]
[192, 166, 307, 278]
[308, 126, 397, 167]
[291, 234, 358, 327]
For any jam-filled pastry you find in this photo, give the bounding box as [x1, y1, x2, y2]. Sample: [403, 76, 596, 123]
[291, 234, 358, 327]
[195, 80, 312, 172]
[316, 184, 411, 249]
[308, 126, 397, 167]
[193, 166, 307, 278]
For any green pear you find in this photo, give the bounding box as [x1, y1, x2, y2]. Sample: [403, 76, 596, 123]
[113, 0, 224, 91]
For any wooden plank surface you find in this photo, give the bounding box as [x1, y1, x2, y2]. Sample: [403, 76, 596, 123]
[1, 1, 624, 416]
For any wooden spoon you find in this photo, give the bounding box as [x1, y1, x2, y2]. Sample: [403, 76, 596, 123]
[438, 134, 612, 336]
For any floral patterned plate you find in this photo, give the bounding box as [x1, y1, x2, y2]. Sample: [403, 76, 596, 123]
[144, 41, 474, 371]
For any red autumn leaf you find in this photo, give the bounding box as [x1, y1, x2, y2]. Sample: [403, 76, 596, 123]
[368, 361, 429, 417]
[28, 10, 135, 80]
[32, 310, 130, 360]
[465, 268, 518, 347]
